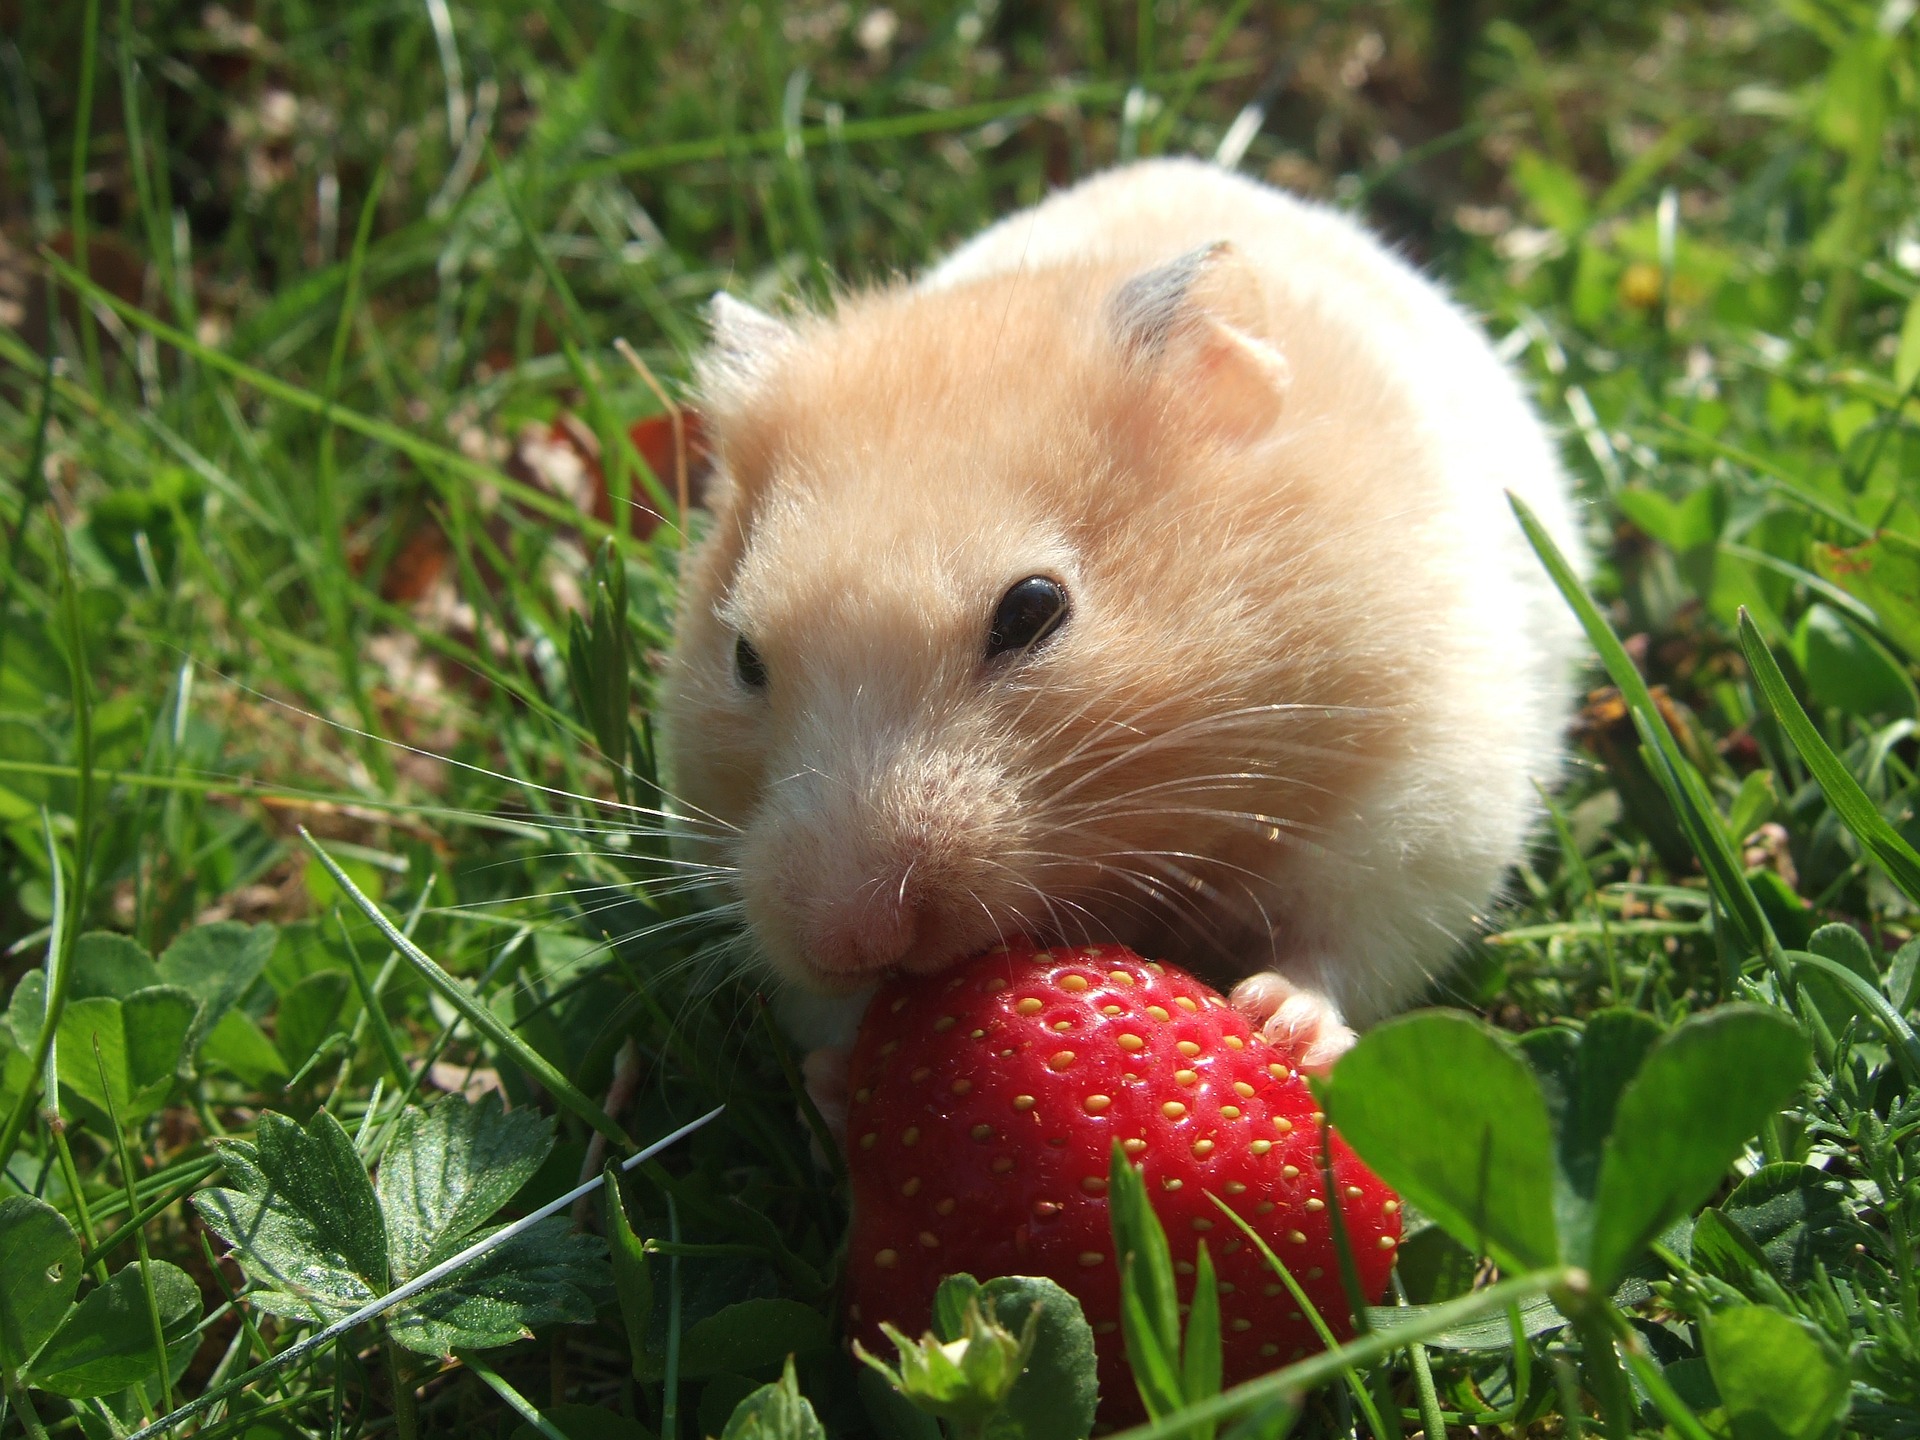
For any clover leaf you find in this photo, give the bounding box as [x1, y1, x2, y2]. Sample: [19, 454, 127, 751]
[1319, 1003, 1810, 1293]
[0, 1195, 206, 1400]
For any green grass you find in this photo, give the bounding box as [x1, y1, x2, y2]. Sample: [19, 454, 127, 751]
[1, 1, 1918, 1436]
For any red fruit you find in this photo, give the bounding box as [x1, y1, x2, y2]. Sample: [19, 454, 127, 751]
[843, 938, 1400, 1418]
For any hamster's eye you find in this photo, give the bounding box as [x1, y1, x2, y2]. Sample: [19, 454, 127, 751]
[987, 576, 1070, 659]
[734, 635, 769, 690]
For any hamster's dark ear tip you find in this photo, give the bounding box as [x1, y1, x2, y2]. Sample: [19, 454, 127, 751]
[1106, 241, 1264, 355]
[1107, 244, 1287, 443]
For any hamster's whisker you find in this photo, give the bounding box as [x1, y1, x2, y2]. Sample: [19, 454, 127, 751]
[1031, 812, 1321, 914]
[1031, 685, 1383, 776]
[1051, 768, 1343, 820]
[1021, 841, 1224, 937]
[975, 859, 1112, 948]
[546, 851, 739, 883]
[428, 884, 641, 917]
[1044, 733, 1359, 814]
[1071, 804, 1335, 841]
[1033, 698, 1382, 802]
[229, 674, 713, 827]
[451, 846, 737, 880]
[982, 848, 1160, 935]
[1049, 770, 1343, 821]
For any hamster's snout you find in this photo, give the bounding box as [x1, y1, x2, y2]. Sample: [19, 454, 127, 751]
[737, 742, 1024, 994]
[798, 871, 988, 984]
[805, 870, 927, 977]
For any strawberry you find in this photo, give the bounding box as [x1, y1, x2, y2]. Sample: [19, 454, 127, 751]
[843, 937, 1400, 1418]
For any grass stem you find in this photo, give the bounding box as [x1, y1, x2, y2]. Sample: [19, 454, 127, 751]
[68, 0, 103, 385]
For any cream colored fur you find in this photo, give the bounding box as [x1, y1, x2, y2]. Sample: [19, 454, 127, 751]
[661, 158, 1586, 1056]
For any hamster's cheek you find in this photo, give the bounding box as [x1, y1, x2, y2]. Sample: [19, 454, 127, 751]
[658, 657, 772, 828]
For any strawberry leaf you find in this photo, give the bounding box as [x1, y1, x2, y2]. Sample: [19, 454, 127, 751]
[932, 1274, 982, 1341]
[1586, 1006, 1810, 1291]
[195, 1098, 612, 1355]
[911, 1273, 1101, 1440]
[861, 1276, 1095, 1440]
[862, 1294, 1037, 1434]
[193, 1110, 389, 1325]
[1712, 1164, 1856, 1287]
[1317, 1011, 1560, 1276]
[377, 1091, 552, 1278]
[385, 1220, 608, 1354]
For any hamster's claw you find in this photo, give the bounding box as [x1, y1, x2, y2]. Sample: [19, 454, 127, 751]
[1229, 972, 1356, 1074]
[801, 1045, 852, 1160]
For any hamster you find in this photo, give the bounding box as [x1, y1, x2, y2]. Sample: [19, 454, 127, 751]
[659, 158, 1586, 1104]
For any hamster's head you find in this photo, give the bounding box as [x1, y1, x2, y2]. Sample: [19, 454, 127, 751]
[660, 246, 1400, 999]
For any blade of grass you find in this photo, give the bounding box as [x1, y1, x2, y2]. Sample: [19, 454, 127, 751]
[1511, 492, 1782, 980]
[197, 1232, 282, 1390]
[1604, 1306, 1714, 1440]
[313, 163, 394, 784]
[0, 758, 579, 847]
[1316, 1133, 1399, 1438]
[299, 827, 636, 1150]
[0, 349, 55, 663]
[338, 913, 414, 1092]
[753, 996, 846, 1191]
[122, 1106, 722, 1440]
[1632, 716, 1777, 985]
[1404, 1330, 1446, 1440]
[1147, 0, 1257, 150]
[114, 0, 178, 325]
[1106, 1270, 1572, 1440]
[1, 1369, 53, 1440]
[36, 252, 623, 543]
[1787, 949, 1920, 1081]
[68, 0, 103, 383]
[1738, 608, 1920, 907]
[0, 522, 99, 1165]
[460, 1353, 576, 1440]
[80, 1159, 224, 1270]
[1205, 1194, 1391, 1437]
[1182, 1241, 1222, 1440]
[92, 1038, 172, 1420]
[570, 66, 1258, 184]
[662, 1190, 683, 1440]
[484, 146, 655, 538]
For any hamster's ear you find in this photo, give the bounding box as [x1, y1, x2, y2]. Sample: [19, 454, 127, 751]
[700, 292, 797, 407]
[1107, 242, 1289, 443]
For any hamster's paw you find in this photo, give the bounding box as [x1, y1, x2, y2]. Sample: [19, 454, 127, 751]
[1229, 971, 1356, 1074]
[801, 1045, 851, 1159]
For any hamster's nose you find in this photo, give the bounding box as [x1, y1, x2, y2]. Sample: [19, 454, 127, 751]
[807, 887, 927, 978]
